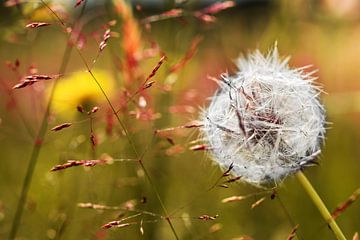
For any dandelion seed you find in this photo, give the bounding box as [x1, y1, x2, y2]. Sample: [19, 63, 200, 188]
[201, 45, 325, 185]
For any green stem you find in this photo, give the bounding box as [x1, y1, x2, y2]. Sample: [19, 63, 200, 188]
[139, 160, 180, 240]
[75, 57, 179, 240]
[9, 3, 88, 239]
[41, 2, 179, 238]
[296, 171, 347, 240]
[8, 42, 73, 240]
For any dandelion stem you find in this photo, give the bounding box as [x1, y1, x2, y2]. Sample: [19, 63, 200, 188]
[296, 171, 347, 240]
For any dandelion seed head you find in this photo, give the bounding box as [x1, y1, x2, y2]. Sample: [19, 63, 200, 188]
[201, 45, 326, 186]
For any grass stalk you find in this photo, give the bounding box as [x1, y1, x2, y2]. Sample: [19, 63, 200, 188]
[37, 2, 180, 238]
[75, 51, 180, 240]
[9, 43, 73, 240]
[296, 171, 347, 240]
[8, 3, 87, 239]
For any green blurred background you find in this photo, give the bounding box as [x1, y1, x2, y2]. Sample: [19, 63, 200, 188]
[0, 0, 359, 239]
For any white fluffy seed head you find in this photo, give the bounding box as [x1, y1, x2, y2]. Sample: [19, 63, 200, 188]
[201, 45, 326, 186]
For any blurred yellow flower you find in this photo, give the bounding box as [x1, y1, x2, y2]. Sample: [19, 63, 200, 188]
[23, 2, 67, 22]
[51, 69, 114, 117]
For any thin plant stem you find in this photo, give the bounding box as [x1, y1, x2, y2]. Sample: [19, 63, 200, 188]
[38, 2, 179, 239]
[8, 3, 88, 239]
[296, 171, 347, 240]
[9, 42, 73, 240]
[74, 51, 180, 240]
[138, 160, 179, 239]
[276, 194, 304, 240]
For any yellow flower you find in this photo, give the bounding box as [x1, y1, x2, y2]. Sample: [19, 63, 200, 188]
[51, 69, 114, 117]
[23, 2, 67, 22]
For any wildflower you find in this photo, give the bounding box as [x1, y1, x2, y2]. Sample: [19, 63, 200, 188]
[22, 2, 66, 22]
[51, 70, 114, 117]
[201, 45, 326, 186]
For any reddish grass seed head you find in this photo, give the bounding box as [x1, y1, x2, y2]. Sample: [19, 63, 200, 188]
[201, 45, 326, 186]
